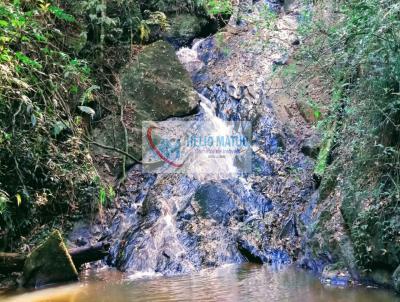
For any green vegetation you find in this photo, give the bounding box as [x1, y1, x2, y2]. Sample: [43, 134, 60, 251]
[0, 0, 99, 250]
[293, 0, 400, 274]
[202, 0, 233, 16]
[0, 0, 224, 252]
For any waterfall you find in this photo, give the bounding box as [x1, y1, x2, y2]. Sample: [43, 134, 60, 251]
[182, 92, 240, 179]
[176, 40, 205, 75]
[107, 16, 311, 276]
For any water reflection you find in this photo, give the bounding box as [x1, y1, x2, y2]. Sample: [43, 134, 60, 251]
[2, 264, 400, 302]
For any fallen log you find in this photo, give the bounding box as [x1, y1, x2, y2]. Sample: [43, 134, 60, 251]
[69, 242, 110, 268]
[0, 252, 26, 274]
[0, 242, 110, 274]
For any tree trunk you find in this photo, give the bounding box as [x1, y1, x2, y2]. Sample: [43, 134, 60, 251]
[69, 242, 110, 268]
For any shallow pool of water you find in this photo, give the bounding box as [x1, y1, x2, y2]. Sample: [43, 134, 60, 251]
[2, 264, 399, 302]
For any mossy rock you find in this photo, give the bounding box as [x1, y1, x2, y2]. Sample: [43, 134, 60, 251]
[165, 14, 210, 47]
[314, 122, 336, 180]
[121, 40, 198, 118]
[91, 40, 198, 163]
[319, 162, 340, 200]
[23, 230, 78, 287]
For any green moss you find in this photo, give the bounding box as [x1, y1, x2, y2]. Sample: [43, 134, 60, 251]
[314, 123, 335, 178]
[23, 230, 78, 287]
[319, 162, 341, 200]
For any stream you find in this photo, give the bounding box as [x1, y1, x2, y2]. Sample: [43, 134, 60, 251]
[2, 265, 400, 302]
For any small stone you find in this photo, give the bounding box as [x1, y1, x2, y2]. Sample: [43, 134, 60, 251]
[297, 100, 321, 123]
[75, 237, 87, 247]
[291, 39, 300, 46]
[321, 266, 351, 286]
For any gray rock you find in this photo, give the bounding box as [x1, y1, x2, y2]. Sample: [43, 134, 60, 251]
[393, 265, 400, 293]
[301, 135, 322, 159]
[91, 40, 198, 163]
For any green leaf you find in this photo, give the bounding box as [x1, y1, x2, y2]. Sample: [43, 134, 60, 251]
[0, 20, 8, 27]
[80, 85, 99, 104]
[70, 85, 78, 94]
[34, 34, 47, 42]
[0, 36, 11, 43]
[99, 187, 106, 205]
[89, 14, 97, 21]
[15, 52, 42, 69]
[0, 193, 9, 215]
[108, 186, 116, 200]
[49, 6, 75, 22]
[52, 121, 68, 137]
[96, 4, 107, 12]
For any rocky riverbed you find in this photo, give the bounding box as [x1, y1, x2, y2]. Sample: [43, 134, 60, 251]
[96, 0, 321, 278]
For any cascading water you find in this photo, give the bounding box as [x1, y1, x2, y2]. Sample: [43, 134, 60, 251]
[105, 0, 316, 278]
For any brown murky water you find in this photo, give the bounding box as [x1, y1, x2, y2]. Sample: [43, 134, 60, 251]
[1, 264, 399, 302]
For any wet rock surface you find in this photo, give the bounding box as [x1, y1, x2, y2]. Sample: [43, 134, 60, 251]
[321, 266, 352, 287]
[102, 0, 318, 277]
[301, 134, 322, 159]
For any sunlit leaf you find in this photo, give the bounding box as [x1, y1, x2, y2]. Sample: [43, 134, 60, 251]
[78, 106, 95, 118]
[16, 193, 22, 206]
[0, 20, 8, 27]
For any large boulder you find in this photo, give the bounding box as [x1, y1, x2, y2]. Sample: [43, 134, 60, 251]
[22, 230, 78, 287]
[91, 40, 198, 164]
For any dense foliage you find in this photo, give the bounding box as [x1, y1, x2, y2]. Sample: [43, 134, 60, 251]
[336, 0, 400, 272]
[293, 0, 400, 272]
[0, 0, 102, 249]
[0, 0, 232, 251]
